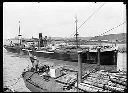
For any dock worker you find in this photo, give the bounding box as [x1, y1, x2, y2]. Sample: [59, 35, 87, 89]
[33, 56, 39, 71]
[28, 51, 34, 63]
[28, 51, 39, 71]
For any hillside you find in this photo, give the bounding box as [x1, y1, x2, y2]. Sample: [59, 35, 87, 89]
[4, 33, 126, 44]
[91, 33, 126, 42]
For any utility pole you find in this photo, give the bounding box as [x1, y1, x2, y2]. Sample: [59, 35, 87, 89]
[75, 16, 79, 49]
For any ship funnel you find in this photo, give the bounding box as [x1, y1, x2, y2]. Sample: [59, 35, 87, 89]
[44, 36, 47, 47]
[38, 33, 42, 50]
[39, 33, 42, 39]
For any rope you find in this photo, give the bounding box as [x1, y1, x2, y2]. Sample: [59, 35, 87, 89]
[77, 3, 105, 31]
[4, 50, 33, 91]
[65, 3, 105, 43]
[4, 74, 22, 91]
[5, 50, 33, 88]
[88, 21, 126, 41]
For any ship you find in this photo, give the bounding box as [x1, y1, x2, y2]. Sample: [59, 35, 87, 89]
[29, 43, 118, 65]
[4, 21, 24, 54]
[27, 16, 119, 65]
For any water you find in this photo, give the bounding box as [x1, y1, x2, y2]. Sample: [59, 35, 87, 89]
[3, 48, 31, 92]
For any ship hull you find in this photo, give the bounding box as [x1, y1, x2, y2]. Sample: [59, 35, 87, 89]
[22, 71, 43, 92]
[30, 50, 78, 62]
[22, 71, 65, 92]
[22, 71, 45, 92]
[4, 45, 21, 53]
[30, 49, 117, 65]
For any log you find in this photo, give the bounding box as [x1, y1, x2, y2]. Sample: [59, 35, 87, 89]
[104, 84, 124, 92]
[75, 82, 109, 92]
[110, 77, 127, 86]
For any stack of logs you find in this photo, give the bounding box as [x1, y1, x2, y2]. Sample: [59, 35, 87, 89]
[75, 70, 127, 92]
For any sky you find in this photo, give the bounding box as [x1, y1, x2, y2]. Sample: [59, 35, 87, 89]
[3, 2, 126, 39]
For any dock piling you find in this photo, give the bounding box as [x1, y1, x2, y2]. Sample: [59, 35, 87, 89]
[97, 48, 101, 70]
[78, 51, 82, 84]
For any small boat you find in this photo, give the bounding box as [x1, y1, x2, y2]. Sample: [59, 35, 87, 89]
[22, 63, 79, 92]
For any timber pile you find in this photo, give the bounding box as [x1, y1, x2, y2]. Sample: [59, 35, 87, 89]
[75, 70, 127, 92]
[55, 72, 77, 84]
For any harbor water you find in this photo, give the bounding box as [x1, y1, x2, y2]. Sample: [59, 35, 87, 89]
[3, 48, 31, 92]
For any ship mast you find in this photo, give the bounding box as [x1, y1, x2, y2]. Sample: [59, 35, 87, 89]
[75, 16, 79, 49]
[18, 21, 22, 45]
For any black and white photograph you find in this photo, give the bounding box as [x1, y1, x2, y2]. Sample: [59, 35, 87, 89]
[3, 2, 127, 92]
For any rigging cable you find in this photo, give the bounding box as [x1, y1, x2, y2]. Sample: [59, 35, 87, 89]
[4, 74, 22, 91]
[88, 21, 126, 41]
[67, 3, 105, 39]
[77, 3, 105, 30]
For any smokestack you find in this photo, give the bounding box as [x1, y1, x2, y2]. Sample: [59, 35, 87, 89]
[78, 51, 82, 83]
[39, 33, 42, 39]
[44, 36, 47, 47]
[38, 33, 42, 50]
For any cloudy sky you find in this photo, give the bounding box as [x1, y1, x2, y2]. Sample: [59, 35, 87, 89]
[3, 2, 126, 39]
